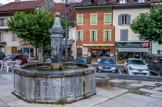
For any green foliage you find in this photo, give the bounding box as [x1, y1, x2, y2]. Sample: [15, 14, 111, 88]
[130, 4, 162, 44]
[8, 9, 70, 48]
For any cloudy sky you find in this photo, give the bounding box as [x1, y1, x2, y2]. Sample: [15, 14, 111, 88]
[0, 0, 81, 5]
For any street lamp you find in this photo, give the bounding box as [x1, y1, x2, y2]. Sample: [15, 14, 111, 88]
[65, 0, 68, 62]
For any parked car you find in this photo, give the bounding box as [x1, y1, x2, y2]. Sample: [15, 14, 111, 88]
[74, 57, 91, 64]
[2, 55, 27, 65]
[97, 57, 117, 73]
[146, 54, 162, 76]
[43, 57, 91, 64]
[124, 58, 150, 76]
[97, 56, 109, 63]
[0, 52, 5, 60]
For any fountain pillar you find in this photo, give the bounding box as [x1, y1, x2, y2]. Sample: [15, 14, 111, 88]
[49, 12, 65, 70]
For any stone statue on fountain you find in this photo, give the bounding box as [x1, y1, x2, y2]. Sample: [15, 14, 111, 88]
[49, 12, 65, 70]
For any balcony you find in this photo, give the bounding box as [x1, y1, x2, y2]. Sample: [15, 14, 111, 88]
[0, 23, 9, 30]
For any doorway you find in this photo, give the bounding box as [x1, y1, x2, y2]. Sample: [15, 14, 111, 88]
[77, 48, 82, 57]
[92, 50, 97, 61]
[12, 47, 17, 55]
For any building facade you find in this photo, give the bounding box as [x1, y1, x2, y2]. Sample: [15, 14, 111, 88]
[113, 1, 151, 62]
[76, 0, 115, 61]
[0, 0, 55, 59]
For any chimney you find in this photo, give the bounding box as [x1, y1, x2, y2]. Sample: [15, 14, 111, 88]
[15, 0, 20, 2]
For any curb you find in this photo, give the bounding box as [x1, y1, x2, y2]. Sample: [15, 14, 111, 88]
[96, 73, 162, 82]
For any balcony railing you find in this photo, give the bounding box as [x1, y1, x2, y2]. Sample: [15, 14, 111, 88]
[0, 23, 8, 26]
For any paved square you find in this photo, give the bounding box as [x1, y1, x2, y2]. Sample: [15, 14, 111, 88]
[0, 74, 162, 107]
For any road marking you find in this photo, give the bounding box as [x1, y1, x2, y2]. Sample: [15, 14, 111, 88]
[118, 69, 122, 74]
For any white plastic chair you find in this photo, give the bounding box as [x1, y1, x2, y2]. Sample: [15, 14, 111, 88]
[1, 61, 12, 73]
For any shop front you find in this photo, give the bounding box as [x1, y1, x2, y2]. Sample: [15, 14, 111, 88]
[21, 43, 35, 59]
[115, 41, 150, 63]
[83, 44, 115, 61]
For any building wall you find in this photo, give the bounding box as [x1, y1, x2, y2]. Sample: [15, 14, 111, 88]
[3, 31, 20, 46]
[70, 27, 77, 59]
[76, 10, 115, 46]
[113, 8, 149, 41]
[152, 42, 162, 54]
[76, 9, 115, 59]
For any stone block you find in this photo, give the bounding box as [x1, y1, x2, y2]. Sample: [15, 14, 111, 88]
[15, 74, 22, 95]
[73, 95, 109, 107]
[64, 77, 75, 102]
[100, 100, 131, 107]
[46, 78, 62, 101]
[85, 74, 92, 95]
[139, 88, 162, 96]
[25, 77, 35, 101]
[113, 95, 149, 107]
[75, 76, 82, 99]
[123, 93, 162, 106]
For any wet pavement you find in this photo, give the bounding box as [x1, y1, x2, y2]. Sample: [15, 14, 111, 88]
[0, 73, 162, 107]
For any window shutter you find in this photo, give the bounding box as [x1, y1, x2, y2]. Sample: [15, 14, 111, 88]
[104, 14, 111, 24]
[91, 14, 97, 24]
[4, 18, 7, 25]
[90, 31, 93, 41]
[120, 30, 128, 41]
[127, 15, 131, 25]
[77, 15, 83, 25]
[118, 15, 122, 25]
[108, 30, 111, 41]
[77, 31, 79, 40]
[94, 31, 97, 41]
[80, 31, 83, 41]
[104, 30, 106, 41]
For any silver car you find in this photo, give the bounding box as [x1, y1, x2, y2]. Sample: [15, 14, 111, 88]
[124, 58, 150, 76]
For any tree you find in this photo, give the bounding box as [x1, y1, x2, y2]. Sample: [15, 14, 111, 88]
[8, 9, 69, 63]
[130, 4, 162, 44]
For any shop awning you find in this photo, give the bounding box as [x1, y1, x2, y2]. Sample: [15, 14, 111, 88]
[83, 44, 114, 46]
[117, 48, 150, 52]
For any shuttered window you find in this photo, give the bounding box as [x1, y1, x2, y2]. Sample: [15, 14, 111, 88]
[12, 34, 17, 41]
[90, 14, 97, 25]
[104, 30, 111, 41]
[77, 31, 83, 41]
[118, 14, 131, 25]
[91, 30, 97, 41]
[0, 18, 7, 26]
[104, 13, 111, 24]
[120, 30, 128, 41]
[77, 14, 83, 25]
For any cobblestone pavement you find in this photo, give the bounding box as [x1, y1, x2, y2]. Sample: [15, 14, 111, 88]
[0, 73, 162, 107]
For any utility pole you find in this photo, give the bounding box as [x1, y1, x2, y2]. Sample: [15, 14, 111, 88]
[65, 0, 68, 62]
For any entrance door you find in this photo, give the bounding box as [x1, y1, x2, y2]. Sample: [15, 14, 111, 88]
[23, 48, 29, 59]
[30, 48, 34, 58]
[77, 48, 82, 57]
[92, 50, 97, 61]
[135, 52, 140, 58]
[12, 47, 17, 55]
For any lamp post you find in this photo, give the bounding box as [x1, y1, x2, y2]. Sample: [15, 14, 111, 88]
[65, 0, 68, 62]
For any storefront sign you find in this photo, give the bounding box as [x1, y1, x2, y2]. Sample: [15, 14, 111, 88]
[116, 42, 150, 48]
[90, 46, 110, 50]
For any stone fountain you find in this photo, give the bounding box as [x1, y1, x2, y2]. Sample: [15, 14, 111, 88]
[12, 12, 96, 104]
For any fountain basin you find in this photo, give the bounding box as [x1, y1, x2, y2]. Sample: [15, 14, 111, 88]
[12, 63, 96, 103]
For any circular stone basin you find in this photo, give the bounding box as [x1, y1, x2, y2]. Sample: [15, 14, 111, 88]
[13, 63, 96, 103]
